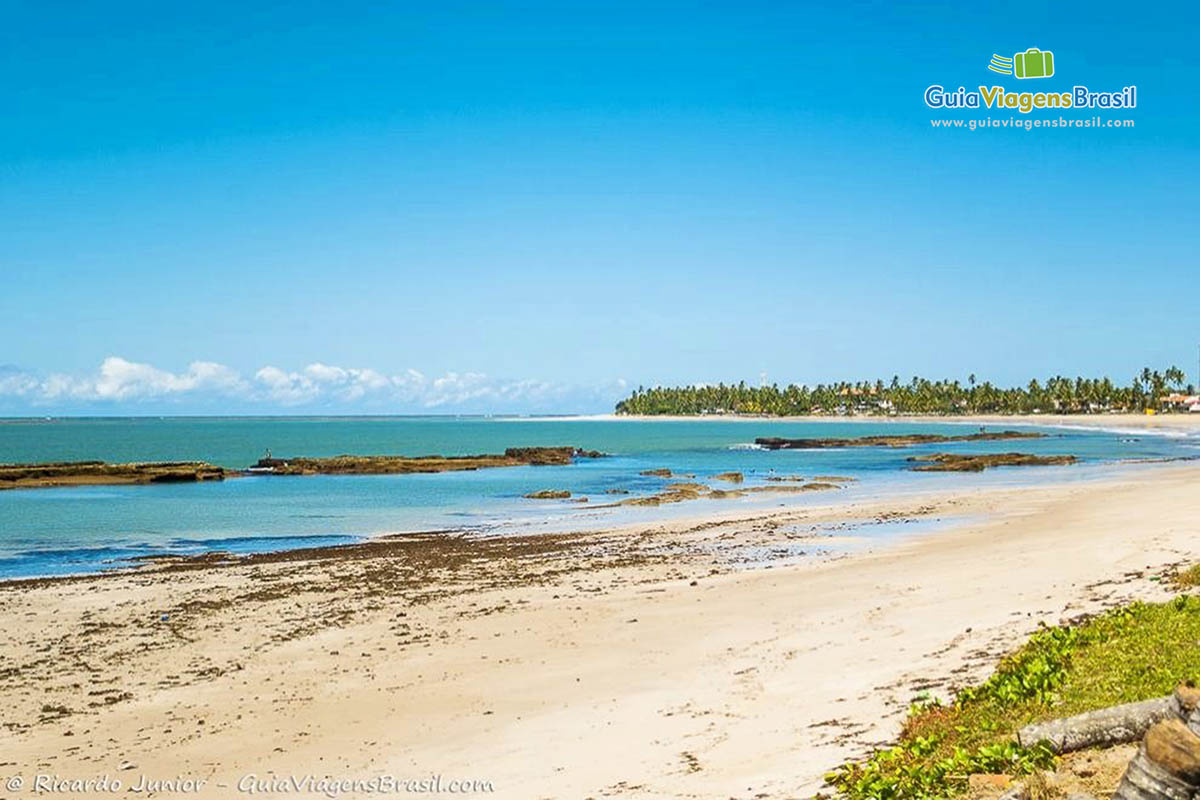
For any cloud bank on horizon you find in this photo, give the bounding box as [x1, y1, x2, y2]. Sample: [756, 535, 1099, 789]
[0, 357, 628, 415]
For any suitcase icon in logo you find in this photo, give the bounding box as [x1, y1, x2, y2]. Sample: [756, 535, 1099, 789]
[1013, 48, 1054, 79]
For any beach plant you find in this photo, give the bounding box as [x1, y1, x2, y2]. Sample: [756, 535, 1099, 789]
[1173, 563, 1200, 589]
[825, 595, 1200, 799]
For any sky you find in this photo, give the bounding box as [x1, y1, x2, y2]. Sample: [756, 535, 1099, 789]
[2, 1, 1198, 414]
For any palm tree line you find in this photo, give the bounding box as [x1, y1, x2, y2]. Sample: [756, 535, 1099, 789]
[614, 367, 1193, 416]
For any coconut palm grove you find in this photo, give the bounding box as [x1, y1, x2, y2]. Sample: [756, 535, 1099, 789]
[614, 367, 1194, 416]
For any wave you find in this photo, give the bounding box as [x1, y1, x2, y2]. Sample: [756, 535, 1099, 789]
[1033, 422, 1199, 439]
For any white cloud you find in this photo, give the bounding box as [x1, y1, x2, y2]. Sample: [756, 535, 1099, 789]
[253, 365, 318, 405]
[0, 366, 40, 398]
[93, 357, 247, 400]
[0, 357, 627, 414]
[254, 363, 397, 404]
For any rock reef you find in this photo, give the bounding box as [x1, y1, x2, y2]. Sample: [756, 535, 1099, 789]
[0, 461, 227, 490]
[907, 452, 1077, 472]
[524, 490, 571, 499]
[252, 446, 604, 476]
[616, 478, 845, 506]
[755, 430, 1045, 450]
[0, 447, 610, 490]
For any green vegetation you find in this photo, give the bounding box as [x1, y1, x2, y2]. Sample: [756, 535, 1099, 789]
[826, 593, 1200, 799]
[1173, 564, 1200, 589]
[615, 367, 1191, 416]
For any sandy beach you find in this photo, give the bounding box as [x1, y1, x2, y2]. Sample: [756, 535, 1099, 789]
[1, 453, 1197, 799]
[4, 0, 1191, 794]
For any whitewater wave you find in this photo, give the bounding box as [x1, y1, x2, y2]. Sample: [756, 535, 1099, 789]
[1036, 422, 1199, 439]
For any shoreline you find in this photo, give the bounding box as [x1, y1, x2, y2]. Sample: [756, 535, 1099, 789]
[1, 455, 1187, 585]
[558, 411, 1200, 433]
[3, 464, 1199, 797]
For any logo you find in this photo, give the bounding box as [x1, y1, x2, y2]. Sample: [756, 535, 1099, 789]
[988, 54, 1013, 75]
[989, 48, 1055, 79]
[924, 46, 1136, 114]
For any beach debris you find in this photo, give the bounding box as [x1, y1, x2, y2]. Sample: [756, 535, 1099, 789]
[1112, 718, 1200, 799]
[523, 490, 571, 499]
[997, 783, 1028, 800]
[1008, 685, 1200, 797]
[1018, 695, 1179, 753]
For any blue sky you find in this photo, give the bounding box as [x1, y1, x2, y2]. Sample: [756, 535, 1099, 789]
[2, 1, 1197, 414]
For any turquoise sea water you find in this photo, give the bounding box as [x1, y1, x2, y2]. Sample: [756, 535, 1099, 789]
[0, 416, 1195, 579]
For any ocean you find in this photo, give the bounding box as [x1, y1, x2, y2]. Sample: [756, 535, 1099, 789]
[0, 416, 1194, 579]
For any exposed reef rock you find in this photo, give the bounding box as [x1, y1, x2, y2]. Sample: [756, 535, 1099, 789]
[616, 479, 842, 507]
[0, 461, 227, 490]
[524, 489, 571, 499]
[754, 430, 1045, 450]
[5, 448, 608, 489]
[907, 452, 1077, 472]
[252, 446, 604, 476]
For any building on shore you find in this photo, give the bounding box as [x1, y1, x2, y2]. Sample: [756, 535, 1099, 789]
[1160, 393, 1200, 412]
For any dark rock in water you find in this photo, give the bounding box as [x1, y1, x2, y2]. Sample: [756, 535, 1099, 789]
[713, 472, 744, 483]
[907, 452, 1077, 472]
[0, 461, 226, 490]
[639, 468, 672, 478]
[250, 446, 604, 476]
[665, 482, 710, 494]
[524, 489, 571, 499]
[503, 447, 584, 465]
[755, 430, 1045, 450]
